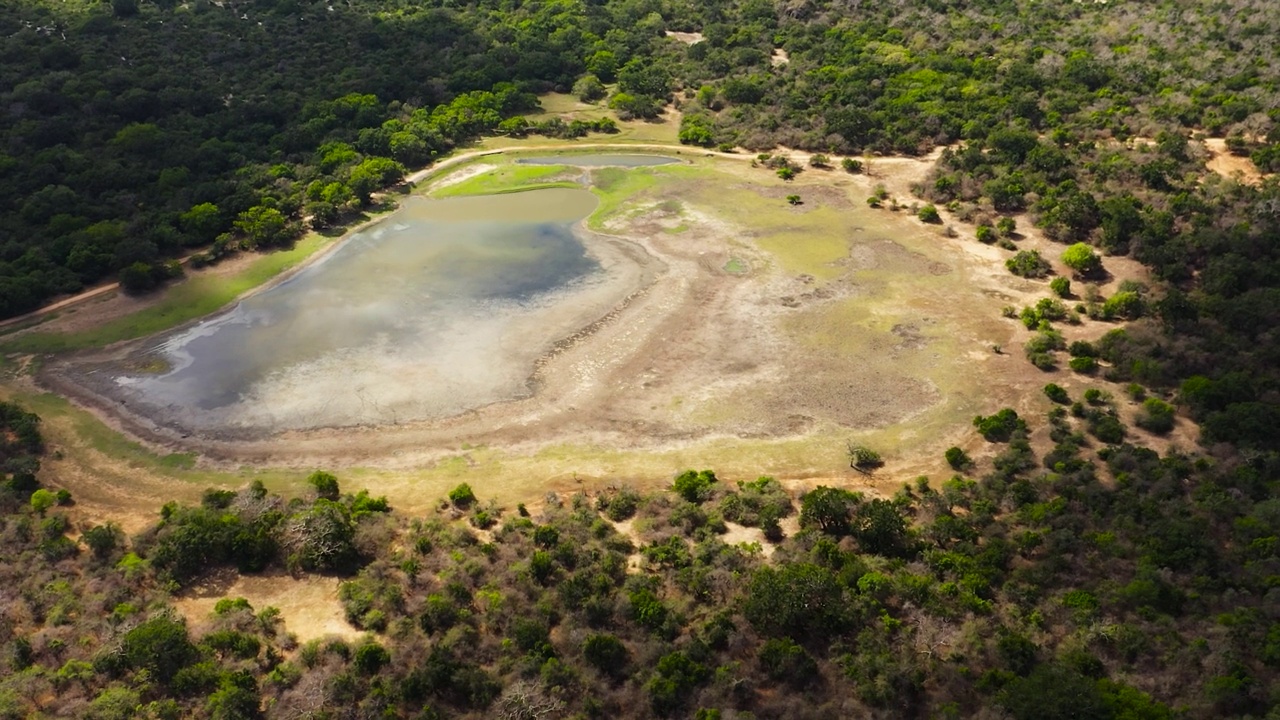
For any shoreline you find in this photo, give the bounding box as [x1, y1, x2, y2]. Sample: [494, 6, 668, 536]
[38, 182, 665, 454]
[18, 143, 998, 475]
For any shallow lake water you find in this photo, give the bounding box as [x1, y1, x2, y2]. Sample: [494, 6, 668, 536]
[110, 187, 649, 435]
[517, 154, 679, 167]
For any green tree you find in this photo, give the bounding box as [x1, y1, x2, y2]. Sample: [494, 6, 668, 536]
[799, 486, 861, 535]
[672, 470, 717, 504]
[973, 408, 1026, 442]
[180, 203, 224, 245]
[678, 114, 716, 147]
[582, 634, 629, 676]
[744, 563, 848, 638]
[573, 74, 607, 102]
[234, 206, 291, 250]
[852, 499, 911, 557]
[1006, 250, 1052, 278]
[1062, 242, 1102, 276]
[944, 446, 972, 471]
[30, 488, 57, 515]
[1043, 383, 1070, 404]
[758, 637, 818, 687]
[120, 615, 199, 683]
[308, 471, 340, 501]
[448, 483, 476, 508]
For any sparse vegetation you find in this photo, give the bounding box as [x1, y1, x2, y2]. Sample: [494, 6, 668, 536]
[1006, 249, 1052, 278]
[5, 0, 1280, 716]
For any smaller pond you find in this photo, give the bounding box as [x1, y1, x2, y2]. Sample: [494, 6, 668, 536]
[517, 154, 679, 168]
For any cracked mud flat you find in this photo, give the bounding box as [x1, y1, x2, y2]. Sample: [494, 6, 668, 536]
[42, 159, 1048, 469]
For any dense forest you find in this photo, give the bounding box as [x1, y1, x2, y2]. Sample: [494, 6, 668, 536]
[3, 394, 1280, 718]
[4, 0, 1280, 716]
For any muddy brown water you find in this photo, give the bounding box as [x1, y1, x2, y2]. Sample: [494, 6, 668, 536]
[95, 187, 655, 437]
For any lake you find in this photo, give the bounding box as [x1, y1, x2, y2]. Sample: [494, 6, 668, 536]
[108, 186, 652, 435]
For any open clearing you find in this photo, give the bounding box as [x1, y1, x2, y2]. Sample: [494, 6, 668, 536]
[174, 569, 361, 644]
[4, 143, 1171, 530]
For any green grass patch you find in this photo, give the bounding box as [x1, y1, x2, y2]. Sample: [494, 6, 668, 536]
[430, 164, 575, 197]
[158, 452, 198, 470]
[587, 163, 710, 230]
[3, 232, 340, 354]
[7, 389, 309, 497]
[723, 257, 749, 274]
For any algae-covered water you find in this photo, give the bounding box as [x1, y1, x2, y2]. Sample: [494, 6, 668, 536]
[109, 187, 649, 435]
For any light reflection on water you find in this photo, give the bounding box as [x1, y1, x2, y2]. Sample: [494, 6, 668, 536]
[120, 187, 613, 429]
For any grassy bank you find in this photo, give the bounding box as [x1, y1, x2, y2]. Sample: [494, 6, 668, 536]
[429, 163, 579, 197]
[2, 231, 339, 355]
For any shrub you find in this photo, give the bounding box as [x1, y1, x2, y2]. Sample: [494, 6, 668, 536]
[718, 476, 793, 527]
[1050, 277, 1071, 297]
[647, 652, 710, 716]
[573, 74, 607, 102]
[1061, 242, 1102, 276]
[448, 483, 476, 508]
[308, 471, 340, 500]
[997, 216, 1017, 236]
[1068, 340, 1096, 357]
[672, 470, 717, 504]
[841, 157, 863, 173]
[759, 637, 818, 687]
[1136, 397, 1176, 434]
[973, 409, 1027, 442]
[1069, 356, 1098, 374]
[847, 444, 884, 470]
[944, 446, 972, 470]
[918, 204, 941, 223]
[1006, 250, 1052, 278]
[1089, 413, 1126, 444]
[599, 488, 642, 521]
[1043, 383, 1070, 404]
[582, 634, 629, 675]
[976, 225, 997, 243]
[1102, 291, 1144, 320]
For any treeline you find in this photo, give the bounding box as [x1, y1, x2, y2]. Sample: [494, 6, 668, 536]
[0, 0, 666, 315]
[3, 398, 1279, 718]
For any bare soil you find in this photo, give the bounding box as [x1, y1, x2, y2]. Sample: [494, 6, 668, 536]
[1203, 137, 1266, 186]
[174, 568, 362, 644]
